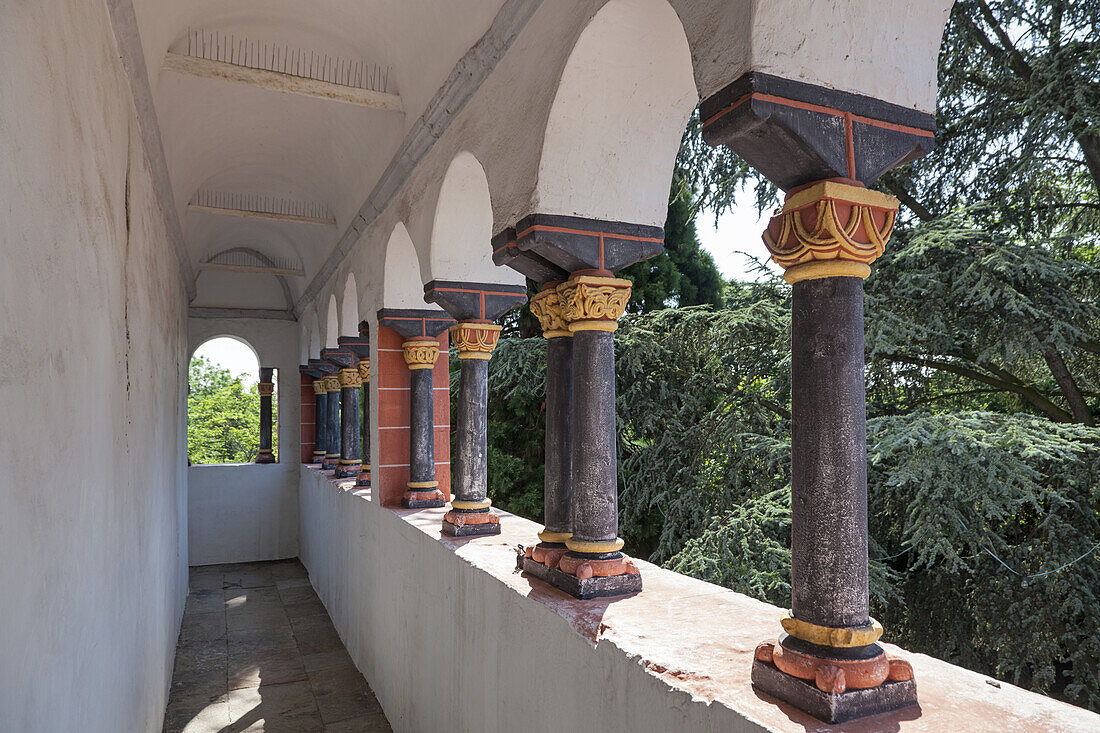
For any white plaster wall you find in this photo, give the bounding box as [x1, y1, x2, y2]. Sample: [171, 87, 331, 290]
[187, 464, 299, 565]
[0, 1, 189, 731]
[187, 318, 302, 565]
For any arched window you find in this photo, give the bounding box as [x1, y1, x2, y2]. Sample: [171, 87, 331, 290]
[188, 336, 277, 464]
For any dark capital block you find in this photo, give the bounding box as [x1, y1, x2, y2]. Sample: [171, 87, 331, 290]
[423, 279, 528, 322]
[377, 308, 455, 339]
[321, 347, 354, 369]
[751, 658, 918, 724]
[515, 213, 664, 274]
[492, 227, 569, 284]
[700, 71, 935, 190]
[337, 335, 370, 358]
[307, 359, 336, 376]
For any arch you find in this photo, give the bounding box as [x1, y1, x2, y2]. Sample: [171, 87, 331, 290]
[308, 309, 322, 358]
[325, 294, 339, 348]
[189, 334, 261, 369]
[382, 222, 428, 308]
[340, 273, 359, 336]
[205, 246, 296, 311]
[428, 152, 521, 284]
[535, 0, 697, 227]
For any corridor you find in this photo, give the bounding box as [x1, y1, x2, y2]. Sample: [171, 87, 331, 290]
[163, 560, 391, 732]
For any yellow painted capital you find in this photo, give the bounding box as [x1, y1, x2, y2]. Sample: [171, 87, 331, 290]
[557, 275, 631, 333]
[780, 612, 884, 648]
[357, 359, 371, 383]
[257, 382, 274, 397]
[762, 180, 898, 282]
[529, 284, 571, 338]
[323, 375, 341, 392]
[338, 367, 362, 389]
[402, 340, 439, 371]
[312, 380, 325, 395]
[450, 322, 502, 360]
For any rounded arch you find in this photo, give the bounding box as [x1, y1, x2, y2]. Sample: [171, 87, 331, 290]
[428, 152, 519, 284]
[325, 294, 340, 348]
[382, 222, 427, 308]
[535, 0, 697, 226]
[308, 309, 322, 358]
[340, 273, 359, 336]
[188, 334, 261, 369]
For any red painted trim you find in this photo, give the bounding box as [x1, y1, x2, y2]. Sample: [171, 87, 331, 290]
[515, 223, 663, 244]
[703, 92, 935, 139]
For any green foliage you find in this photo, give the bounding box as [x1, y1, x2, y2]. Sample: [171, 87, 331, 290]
[187, 357, 262, 464]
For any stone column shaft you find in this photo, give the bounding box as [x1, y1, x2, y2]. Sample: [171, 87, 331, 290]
[336, 367, 362, 478]
[443, 322, 502, 536]
[312, 381, 327, 464]
[323, 375, 341, 470]
[402, 339, 445, 508]
[358, 359, 372, 487]
[256, 367, 276, 463]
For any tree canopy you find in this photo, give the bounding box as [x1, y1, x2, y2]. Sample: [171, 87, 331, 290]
[187, 356, 265, 464]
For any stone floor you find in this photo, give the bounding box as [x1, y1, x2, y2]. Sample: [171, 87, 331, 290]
[163, 560, 391, 732]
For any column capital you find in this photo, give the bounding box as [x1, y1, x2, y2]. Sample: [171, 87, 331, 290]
[402, 339, 439, 370]
[557, 274, 631, 333]
[323, 374, 341, 393]
[337, 367, 362, 389]
[257, 382, 275, 397]
[357, 359, 371, 383]
[529, 282, 571, 338]
[763, 181, 898, 284]
[312, 380, 326, 395]
[449, 322, 501, 360]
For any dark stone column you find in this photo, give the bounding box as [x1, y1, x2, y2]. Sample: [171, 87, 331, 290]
[255, 367, 276, 463]
[335, 367, 362, 478]
[312, 381, 327, 464]
[357, 358, 372, 487]
[402, 339, 445, 508]
[322, 374, 341, 471]
[520, 282, 574, 580]
[442, 323, 502, 536]
[744, 181, 915, 722]
[549, 273, 640, 600]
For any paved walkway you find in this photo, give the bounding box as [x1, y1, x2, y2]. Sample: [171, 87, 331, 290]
[163, 560, 391, 732]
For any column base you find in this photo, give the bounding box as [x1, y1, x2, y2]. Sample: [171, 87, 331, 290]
[520, 542, 569, 585]
[546, 551, 642, 600]
[255, 452, 276, 464]
[322, 455, 339, 471]
[356, 467, 371, 487]
[402, 489, 445, 509]
[751, 640, 917, 724]
[441, 508, 501, 537]
[335, 461, 361, 478]
[312, 452, 326, 465]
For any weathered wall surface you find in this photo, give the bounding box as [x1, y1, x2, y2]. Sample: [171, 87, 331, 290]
[187, 318, 301, 565]
[0, 1, 189, 731]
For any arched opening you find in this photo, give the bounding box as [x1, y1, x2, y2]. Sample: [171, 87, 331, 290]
[187, 336, 276, 464]
[382, 222, 426, 306]
[341, 273, 359, 336]
[325, 294, 340, 348]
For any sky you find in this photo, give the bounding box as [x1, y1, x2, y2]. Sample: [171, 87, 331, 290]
[695, 198, 780, 282]
[193, 337, 261, 386]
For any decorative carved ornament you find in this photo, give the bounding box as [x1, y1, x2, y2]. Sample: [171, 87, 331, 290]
[312, 380, 326, 395]
[529, 283, 570, 338]
[557, 275, 631, 332]
[257, 382, 274, 397]
[762, 181, 898, 284]
[323, 375, 341, 392]
[338, 367, 361, 389]
[402, 340, 439, 370]
[357, 359, 371, 383]
[450, 323, 501, 360]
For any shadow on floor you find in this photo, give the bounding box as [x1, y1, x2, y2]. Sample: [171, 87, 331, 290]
[162, 559, 391, 733]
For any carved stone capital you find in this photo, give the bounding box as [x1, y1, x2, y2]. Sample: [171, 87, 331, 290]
[323, 375, 341, 392]
[557, 275, 631, 333]
[338, 367, 362, 389]
[763, 181, 898, 284]
[312, 380, 326, 395]
[257, 382, 274, 397]
[529, 282, 571, 338]
[450, 322, 501, 360]
[357, 359, 371, 383]
[402, 340, 439, 370]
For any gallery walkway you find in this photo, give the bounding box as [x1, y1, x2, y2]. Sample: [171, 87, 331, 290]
[163, 560, 391, 732]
